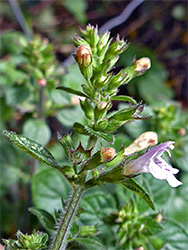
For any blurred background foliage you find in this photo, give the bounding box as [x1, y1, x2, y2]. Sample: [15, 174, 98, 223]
[0, 0, 188, 249]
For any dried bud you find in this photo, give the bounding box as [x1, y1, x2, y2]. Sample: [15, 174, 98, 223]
[76, 44, 92, 66]
[102, 147, 117, 162]
[135, 57, 151, 72]
[38, 78, 46, 87]
[125, 131, 158, 155]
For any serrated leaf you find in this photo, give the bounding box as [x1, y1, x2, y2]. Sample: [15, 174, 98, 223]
[29, 207, 55, 234]
[69, 236, 105, 250]
[111, 95, 137, 104]
[121, 178, 155, 210]
[3, 130, 61, 170]
[56, 86, 88, 98]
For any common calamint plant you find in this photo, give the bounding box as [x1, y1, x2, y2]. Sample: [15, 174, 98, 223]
[3, 24, 182, 250]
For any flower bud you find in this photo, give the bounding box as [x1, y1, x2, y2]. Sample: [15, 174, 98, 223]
[135, 57, 151, 72]
[71, 96, 80, 106]
[98, 101, 107, 110]
[156, 213, 163, 223]
[102, 147, 117, 162]
[76, 44, 92, 66]
[178, 128, 186, 136]
[38, 78, 46, 87]
[125, 131, 158, 155]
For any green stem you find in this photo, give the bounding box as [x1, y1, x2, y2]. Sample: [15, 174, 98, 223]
[51, 186, 84, 250]
[86, 79, 93, 90]
[39, 86, 45, 119]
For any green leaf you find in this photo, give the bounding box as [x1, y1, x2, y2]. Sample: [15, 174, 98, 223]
[69, 237, 105, 250]
[0, 97, 13, 121]
[70, 223, 80, 238]
[29, 207, 55, 234]
[73, 123, 115, 144]
[23, 119, 51, 146]
[121, 178, 155, 210]
[73, 123, 90, 135]
[140, 216, 163, 235]
[57, 86, 88, 98]
[84, 151, 103, 170]
[81, 192, 117, 216]
[79, 225, 99, 236]
[110, 107, 136, 121]
[50, 89, 70, 105]
[86, 126, 115, 144]
[111, 95, 137, 104]
[32, 167, 72, 214]
[57, 132, 73, 158]
[159, 219, 188, 250]
[62, 0, 88, 23]
[80, 99, 94, 120]
[5, 86, 30, 106]
[57, 105, 84, 127]
[3, 130, 61, 170]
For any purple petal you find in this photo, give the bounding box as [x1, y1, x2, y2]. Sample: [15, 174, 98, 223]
[125, 141, 182, 188]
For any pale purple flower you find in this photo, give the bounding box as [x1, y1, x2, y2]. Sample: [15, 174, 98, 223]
[124, 141, 182, 187]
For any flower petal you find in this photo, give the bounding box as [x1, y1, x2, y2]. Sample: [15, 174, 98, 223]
[166, 174, 183, 187]
[125, 141, 182, 188]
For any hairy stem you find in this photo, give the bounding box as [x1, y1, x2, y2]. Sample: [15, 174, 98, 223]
[51, 186, 84, 250]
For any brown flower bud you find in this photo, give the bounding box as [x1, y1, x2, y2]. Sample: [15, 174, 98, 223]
[38, 78, 46, 87]
[135, 57, 151, 72]
[76, 44, 92, 66]
[102, 147, 117, 162]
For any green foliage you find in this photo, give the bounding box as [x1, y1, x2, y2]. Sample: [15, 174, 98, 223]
[62, 0, 88, 23]
[3, 230, 48, 250]
[121, 178, 155, 210]
[3, 131, 61, 169]
[32, 166, 71, 214]
[69, 236, 105, 250]
[5, 87, 30, 106]
[1, 23, 186, 250]
[120, 44, 173, 105]
[23, 119, 51, 146]
[29, 207, 56, 234]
